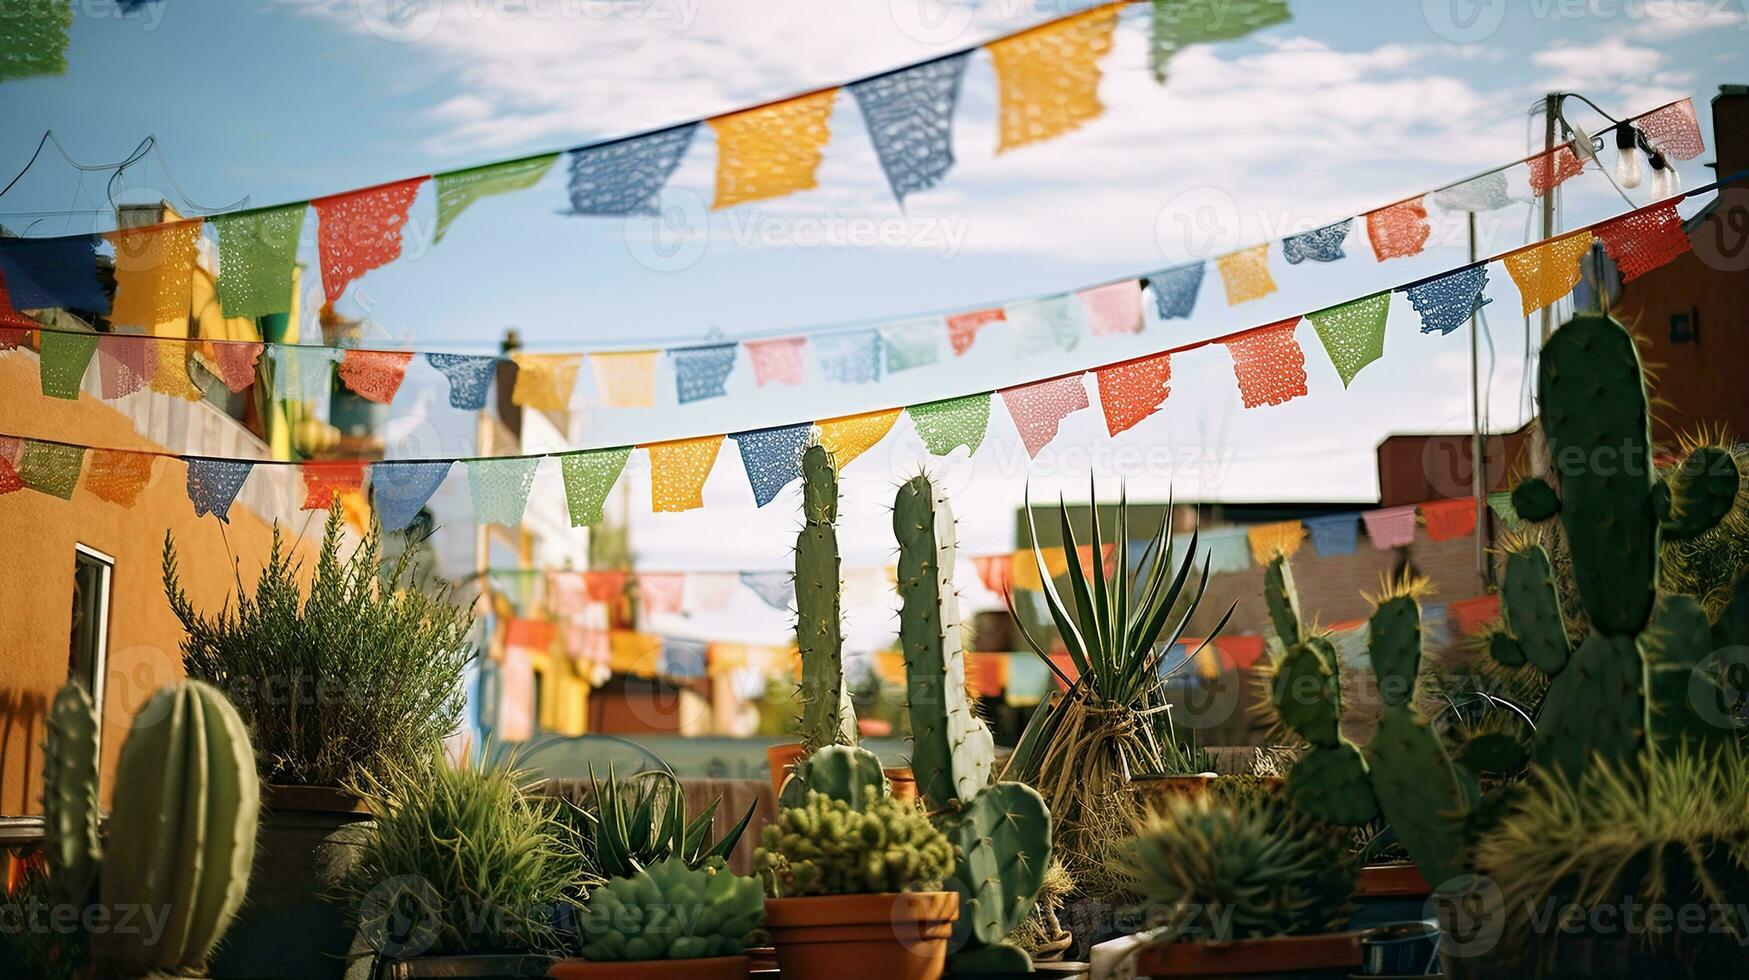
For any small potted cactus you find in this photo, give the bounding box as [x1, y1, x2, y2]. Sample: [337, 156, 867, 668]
[552, 856, 765, 979]
[753, 788, 959, 980]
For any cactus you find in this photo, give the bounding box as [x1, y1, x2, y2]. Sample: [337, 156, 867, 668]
[1364, 703, 1470, 886]
[783, 743, 888, 809]
[795, 443, 857, 752]
[577, 857, 764, 961]
[41, 683, 101, 909]
[754, 788, 955, 897]
[939, 782, 1052, 951]
[1499, 545, 1570, 673]
[1655, 445, 1740, 540]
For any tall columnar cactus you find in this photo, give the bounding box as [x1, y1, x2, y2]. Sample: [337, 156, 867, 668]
[41, 683, 101, 909]
[795, 443, 856, 752]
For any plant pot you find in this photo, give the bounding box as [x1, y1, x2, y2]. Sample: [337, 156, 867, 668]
[764, 891, 959, 980]
[884, 767, 918, 804]
[549, 954, 749, 979]
[212, 784, 373, 980]
[1134, 930, 1365, 977]
[374, 953, 553, 978]
[1359, 922, 1440, 976]
[766, 743, 806, 796]
[1354, 863, 1431, 898]
[1130, 773, 1218, 807]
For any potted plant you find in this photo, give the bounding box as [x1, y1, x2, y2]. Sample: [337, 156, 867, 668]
[564, 764, 756, 878]
[753, 788, 959, 980]
[552, 855, 764, 979]
[163, 507, 475, 979]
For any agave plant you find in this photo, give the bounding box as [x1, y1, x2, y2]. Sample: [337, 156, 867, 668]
[1003, 482, 1235, 821]
[567, 765, 756, 880]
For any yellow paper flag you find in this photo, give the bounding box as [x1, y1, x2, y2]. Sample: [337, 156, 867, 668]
[108, 220, 202, 328]
[1504, 230, 1595, 315]
[1216, 243, 1277, 305]
[150, 342, 204, 401]
[610, 630, 663, 677]
[648, 435, 723, 512]
[509, 352, 582, 411]
[817, 409, 900, 468]
[1247, 520, 1306, 564]
[987, 4, 1120, 153]
[710, 89, 838, 209]
[591, 350, 659, 408]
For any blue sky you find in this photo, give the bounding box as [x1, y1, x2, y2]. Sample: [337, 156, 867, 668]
[3, 0, 1745, 642]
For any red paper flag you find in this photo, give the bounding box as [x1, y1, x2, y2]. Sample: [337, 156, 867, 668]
[1449, 595, 1501, 636]
[208, 340, 264, 393]
[1595, 202, 1690, 282]
[1528, 144, 1585, 196]
[973, 555, 1013, 596]
[1001, 375, 1090, 457]
[314, 178, 425, 302]
[584, 570, 629, 604]
[0, 455, 24, 496]
[1222, 318, 1308, 409]
[301, 460, 367, 510]
[1366, 198, 1431, 261]
[946, 308, 1004, 355]
[1420, 498, 1477, 541]
[339, 349, 414, 404]
[1095, 351, 1171, 437]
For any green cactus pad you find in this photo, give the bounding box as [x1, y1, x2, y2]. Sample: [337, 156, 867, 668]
[1534, 633, 1644, 781]
[1285, 742, 1378, 826]
[796, 444, 856, 751]
[1488, 631, 1527, 668]
[1639, 595, 1725, 753]
[1457, 733, 1528, 776]
[1511, 476, 1561, 523]
[1657, 446, 1740, 541]
[1263, 556, 1303, 650]
[1501, 545, 1570, 674]
[943, 782, 1052, 949]
[1270, 642, 1341, 748]
[1366, 596, 1423, 705]
[1365, 703, 1469, 888]
[41, 682, 101, 908]
[793, 744, 888, 809]
[948, 942, 1035, 974]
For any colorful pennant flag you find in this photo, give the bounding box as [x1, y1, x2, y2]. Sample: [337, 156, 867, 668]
[1216, 245, 1276, 305]
[108, 221, 201, 328]
[339, 349, 414, 404]
[671, 343, 738, 403]
[208, 340, 264, 393]
[1307, 292, 1389, 387]
[987, 4, 1120, 153]
[372, 460, 452, 531]
[0, 234, 107, 313]
[560, 447, 631, 527]
[1281, 219, 1352, 265]
[648, 436, 723, 513]
[1635, 98, 1704, 160]
[710, 89, 838, 209]
[1247, 520, 1305, 564]
[731, 424, 811, 507]
[592, 350, 659, 407]
[638, 572, 687, 615]
[972, 554, 1014, 596]
[1180, 527, 1252, 575]
[301, 460, 366, 511]
[151, 343, 203, 401]
[685, 573, 736, 611]
[566, 124, 699, 215]
[1486, 490, 1522, 530]
[1095, 351, 1171, 436]
[1504, 229, 1595, 315]
[946, 308, 1004, 355]
[1303, 513, 1358, 557]
[509, 352, 582, 411]
[659, 638, 709, 678]
[1008, 295, 1082, 354]
[581, 570, 629, 604]
[17, 440, 83, 499]
[1421, 498, 1477, 541]
[469, 456, 542, 526]
[1433, 172, 1513, 213]
[313, 178, 425, 302]
[39, 330, 97, 399]
[0, 453, 20, 497]
[1362, 505, 1418, 549]
[1001, 375, 1090, 457]
[1145, 262, 1205, 320]
[1405, 264, 1490, 336]
[435, 154, 557, 242]
[1079, 281, 1143, 335]
[878, 319, 942, 373]
[1, 0, 72, 82]
[81, 450, 154, 507]
[1366, 198, 1431, 261]
[1595, 202, 1689, 282]
[186, 458, 252, 522]
[818, 410, 900, 468]
[425, 352, 496, 410]
[814, 330, 882, 384]
[907, 394, 991, 456]
[740, 571, 794, 610]
[744, 337, 807, 386]
[97, 335, 154, 399]
[1528, 144, 1585, 197]
[1450, 594, 1501, 636]
[849, 52, 971, 205]
[1222, 318, 1308, 408]
[212, 204, 307, 319]
[269, 346, 339, 404]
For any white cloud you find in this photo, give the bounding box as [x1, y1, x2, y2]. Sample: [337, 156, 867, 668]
[1628, 5, 1746, 40]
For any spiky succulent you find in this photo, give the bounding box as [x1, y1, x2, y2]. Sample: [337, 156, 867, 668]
[576, 857, 764, 962]
[567, 766, 755, 881]
[754, 789, 954, 897]
[1120, 793, 1355, 943]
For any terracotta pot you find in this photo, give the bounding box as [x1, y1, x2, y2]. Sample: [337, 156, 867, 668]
[884, 767, 918, 804]
[1134, 930, 1365, 976]
[766, 742, 806, 796]
[1354, 862, 1432, 898]
[1130, 773, 1218, 807]
[549, 955, 749, 979]
[764, 891, 959, 980]
[375, 952, 553, 978]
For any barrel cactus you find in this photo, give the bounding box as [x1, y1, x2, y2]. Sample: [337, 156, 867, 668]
[795, 443, 857, 752]
[576, 857, 764, 962]
[753, 789, 954, 897]
[783, 743, 888, 809]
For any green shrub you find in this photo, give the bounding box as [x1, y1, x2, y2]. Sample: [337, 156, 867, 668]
[754, 789, 954, 897]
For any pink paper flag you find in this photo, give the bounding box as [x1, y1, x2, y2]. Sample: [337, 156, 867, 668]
[1001, 375, 1091, 458]
[208, 340, 264, 393]
[1078, 281, 1143, 335]
[638, 572, 687, 615]
[744, 336, 807, 386]
[1362, 505, 1418, 549]
[96, 335, 156, 399]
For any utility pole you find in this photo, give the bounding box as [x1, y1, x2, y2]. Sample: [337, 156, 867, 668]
[1469, 211, 1491, 586]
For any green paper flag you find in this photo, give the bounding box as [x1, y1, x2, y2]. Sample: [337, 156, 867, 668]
[0, 0, 73, 82]
[907, 394, 991, 456]
[213, 204, 308, 319]
[18, 441, 84, 499]
[1486, 490, 1522, 530]
[1308, 292, 1390, 388]
[39, 330, 97, 399]
[435, 155, 559, 243]
[560, 446, 632, 527]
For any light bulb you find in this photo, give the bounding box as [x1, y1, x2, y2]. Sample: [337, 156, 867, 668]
[1648, 152, 1679, 199]
[1614, 145, 1643, 188]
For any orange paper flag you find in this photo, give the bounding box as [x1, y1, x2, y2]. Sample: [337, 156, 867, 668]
[1215, 244, 1276, 305]
[710, 89, 838, 209]
[1505, 230, 1595, 315]
[108, 221, 201, 328]
[648, 435, 723, 513]
[987, 4, 1120, 152]
[1247, 520, 1305, 564]
[302, 460, 367, 511]
[339, 349, 414, 404]
[509, 352, 582, 411]
[82, 450, 155, 507]
[591, 350, 659, 407]
[1095, 351, 1171, 436]
[1366, 198, 1431, 261]
[817, 409, 901, 468]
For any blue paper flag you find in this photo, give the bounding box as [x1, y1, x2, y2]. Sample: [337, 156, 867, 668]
[1175, 527, 1250, 575]
[1007, 296, 1082, 355]
[1422, 602, 1452, 649]
[849, 52, 971, 205]
[269, 346, 338, 404]
[1303, 513, 1359, 557]
[740, 571, 795, 610]
[371, 460, 452, 532]
[815, 330, 883, 384]
[0, 235, 108, 312]
[1145, 262, 1205, 320]
[566, 124, 698, 216]
[1405, 264, 1491, 336]
[731, 423, 811, 507]
[425, 352, 497, 410]
[186, 458, 252, 522]
[1281, 219, 1352, 264]
[659, 637, 709, 679]
[671, 343, 737, 404]
[879, 318, 942, 373]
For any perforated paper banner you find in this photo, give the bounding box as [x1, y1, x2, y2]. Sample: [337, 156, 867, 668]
[1362, 505, 1418, 549]
[1595, 202, 1689, 282]
[1303, 513, 1359, 557]
[301, 460, 366, 511]
[1433, 171, 1513, 213]
[710, 89, 838, 209]
[908, 394, 991, 456]
[1486, 490, 1522, 530]
[567, 124, 699, 216]
[269, 346, 339, 404]
[469, 456, 542, 526]
[1001, 375, 1090, 457]
[584, 570, 629, 603]
[1307, 292, 1389, 388]
[731, 423, 811, 507]
[638, 573, 686, 615]
[314, 178, 425, 302]
[1008, 295, 1082, 354]
[850, 52, 971, 204]
[592, 350, 659, 407]
[818, 410, 900, 468]
[1247, 521, 1305, 564]
[1528, 144, 1585, 196]
[97, 334, 153, 399]
[987, 4, 1119, 152]
[560, 447, 631, 527]
[510, 352, 582, 411]
[186, 459, 252, 522]
[212, 204, 306, 318]
[1281, 219, 1352, 264]
[17, 441, 83, 499]
[1095, 351, 1171, 436]
[744, 337, 807, 386]
[672, 344, 738, 403]
[82, 449, 152, 507]
[1449, 595, 1501, 636]
[685, 573, 736, 611]
[108, 221, 201, 328]
[39, 330, 97, 399]
[972, 554, 1013, 596]
[878, 319, 942, 373]
[946, 308, 1004, 354]
[1145, 262, 1205, 320]
[0, 455, 22, 496]
[648, 436, 723, 513]
[1635, 98, 1704, 160]
[435, 154, 557, 242]
[1179, 527, 1251, 575]
[0, 0, 72, 82]
[1406, 264, 1490, 336]
[1215, 245, 1276, 305]
[740, 571, 795, 610]
[425, 352, 496, 410]
[1079, 281, 1143, 335]
[1420, 499, 1477, 541]
[151, 343, 203, 401]
[814, 330, 883, 384]
[372, 460, 452, 532]
[1366, 198, 1431, 261]
[339, 349, 413, 404]
[209, 340, 264, 393]
[1504, 230, 1594, 315]
[0, 235, 107, 312]
[1223, 318, 1308, 409]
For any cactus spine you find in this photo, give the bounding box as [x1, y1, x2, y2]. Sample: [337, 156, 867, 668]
[795, 443, 856, 752]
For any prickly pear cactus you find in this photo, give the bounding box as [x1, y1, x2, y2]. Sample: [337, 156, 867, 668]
[782, 743, 887, 809]
[795, 443, 857, 752]
[1499, 545, 1570, 674]
[41, 683, 101, 908]
[1364, 703, 1469, 887]
[941, 782, 1051, 950]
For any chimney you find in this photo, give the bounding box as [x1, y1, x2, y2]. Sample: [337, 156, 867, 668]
[1711, 85, 1748, 179]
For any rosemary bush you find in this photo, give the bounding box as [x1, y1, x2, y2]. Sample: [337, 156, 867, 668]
[163, 507, 474, 787]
